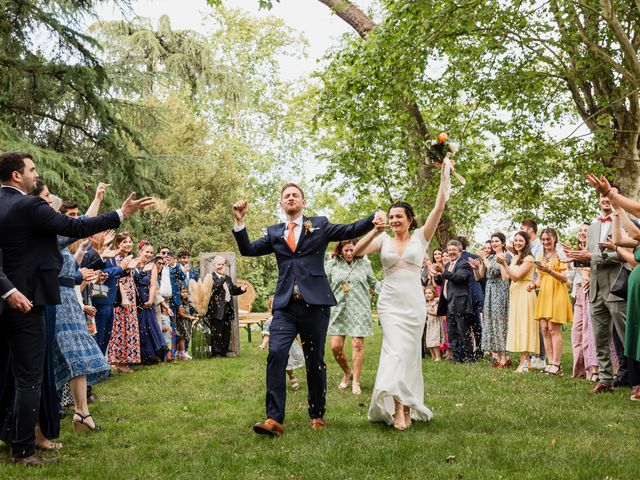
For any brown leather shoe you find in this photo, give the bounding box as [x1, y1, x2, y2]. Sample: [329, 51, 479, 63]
[12, 454, 59, 466]
[310, 418, 325, 431]
[253, 418, 283, 437]
[591, 382, 614, 394]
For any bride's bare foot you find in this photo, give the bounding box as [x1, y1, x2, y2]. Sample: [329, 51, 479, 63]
[403, 406, 412, 428]
[338, 371, 352, 390]
[393, 402, 407, 430]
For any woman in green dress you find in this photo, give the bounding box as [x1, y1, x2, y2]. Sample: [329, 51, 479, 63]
[326, 239, 379, 395]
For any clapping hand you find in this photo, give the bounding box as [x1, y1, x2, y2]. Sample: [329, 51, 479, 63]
[127, 258, 141, 270]
[121, 193, 155, 219]
[119, 254, 134, 270]
[536, 263, 550, 274]
[468, 257, 480, 269]
[495, 252, 507, 265]
[79, 268, 99, 283]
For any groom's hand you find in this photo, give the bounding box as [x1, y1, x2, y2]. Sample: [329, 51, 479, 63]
[373, 210, 387, 231]
[232, 200, 248, 224]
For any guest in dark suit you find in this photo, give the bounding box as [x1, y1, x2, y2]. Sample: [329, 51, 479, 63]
[457, 236, 486, 360]
[433, 239, 475, 363]
[203, 256, 247, 357]
[0, 151, 152, 466]
[232, 184, 378, 436]
[0, 249, 18, 315]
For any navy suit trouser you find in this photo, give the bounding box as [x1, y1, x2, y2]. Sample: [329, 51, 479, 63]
[94, 303, 115, 355]
[266, 300, 330, 424]
[0, 306, 46, 458]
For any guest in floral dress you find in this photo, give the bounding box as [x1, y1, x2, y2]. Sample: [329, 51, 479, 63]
[326, 239, 379, 395]
[54, 201, 117, 432]
[107, 232, 142, 373]
[470, 232, 512, 368]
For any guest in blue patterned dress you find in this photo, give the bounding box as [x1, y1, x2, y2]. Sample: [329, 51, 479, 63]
[470, 232, 512, 368]
[134, 241, 168, 365]
[326, 239, 379, 395]
[54, 200, 115, 433]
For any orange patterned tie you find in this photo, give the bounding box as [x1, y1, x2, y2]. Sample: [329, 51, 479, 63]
[287, 222, 296, 252]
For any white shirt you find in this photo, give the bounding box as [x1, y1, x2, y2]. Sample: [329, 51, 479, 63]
[598, 217, 612, 243]
[530, 238, 543, 260]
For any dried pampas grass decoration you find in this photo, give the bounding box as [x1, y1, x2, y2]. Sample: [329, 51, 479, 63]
[151, 197, 172, 214]
[189, 273, 213, 316]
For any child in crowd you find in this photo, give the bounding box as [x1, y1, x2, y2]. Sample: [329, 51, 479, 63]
[259, 296, 304, 390]
[424, 286, 444, 361]
[176, 286, 198, 360]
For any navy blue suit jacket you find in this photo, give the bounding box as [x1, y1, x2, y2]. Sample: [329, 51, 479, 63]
[461, 250, 484, 304]
[434, 256, 474, 316]
[0, 187, 121, 306]
[233, 214, 375, 310]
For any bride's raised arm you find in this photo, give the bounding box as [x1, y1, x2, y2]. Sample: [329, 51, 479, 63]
[352, 213, 387, 257]
[422, 165, 451, 242]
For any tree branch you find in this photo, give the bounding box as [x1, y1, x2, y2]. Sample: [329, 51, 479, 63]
[317, 0, 376, 39]
[599, 0, 640, 81]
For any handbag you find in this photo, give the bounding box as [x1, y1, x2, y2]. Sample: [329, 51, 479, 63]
[610, 265, 630, 300]
[91, 283, 109, 300]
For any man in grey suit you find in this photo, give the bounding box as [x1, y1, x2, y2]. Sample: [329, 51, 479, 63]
[567, 187, 628, 393]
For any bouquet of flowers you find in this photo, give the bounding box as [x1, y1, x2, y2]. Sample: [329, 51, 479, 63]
[423, 132, 466, 185]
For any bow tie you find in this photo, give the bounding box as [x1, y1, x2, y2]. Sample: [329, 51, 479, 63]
[599, 217, 612, 222]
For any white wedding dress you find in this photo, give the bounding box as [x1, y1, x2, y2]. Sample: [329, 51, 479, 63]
[368, 228, 433, 425]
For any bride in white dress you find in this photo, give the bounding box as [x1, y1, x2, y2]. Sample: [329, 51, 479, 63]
[353, 166, 450, 430]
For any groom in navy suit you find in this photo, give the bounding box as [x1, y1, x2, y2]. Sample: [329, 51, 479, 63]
[232, 184, 380, 436]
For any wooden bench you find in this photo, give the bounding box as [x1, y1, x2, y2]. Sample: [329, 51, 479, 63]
[238, 312, 271, 343]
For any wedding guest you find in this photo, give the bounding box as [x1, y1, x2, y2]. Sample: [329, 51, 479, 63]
[203, 256, 246, 358]
[569, 223, 599, 381]
[107, 232, 142, 374]
[567, 180, 629, 393]
[606, 204, 640, 400]
[0, 150, 150, 465]
[497, 231, 539, 373]
[326, 239, 379, 395]
[424, 286, 444, 361]
[520, 218, 546, 370]
[178, 249, 199, 285]
[457, 235, 485, 360]
[134, 242, 168, 364]
[431, 247, 444, 295]
[433, 240, 475, 363]
[533, 228, 573, 375]
[471, 232, 512, 368]
[154, 255, 174, 351]
[176, 286, 198, 360]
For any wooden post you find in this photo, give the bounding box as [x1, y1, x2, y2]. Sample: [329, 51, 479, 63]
[199, 252, 240, 357]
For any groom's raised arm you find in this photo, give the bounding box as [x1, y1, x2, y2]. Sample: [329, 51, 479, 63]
[231, 200, 274, 257]
[325, 213, 376, 242]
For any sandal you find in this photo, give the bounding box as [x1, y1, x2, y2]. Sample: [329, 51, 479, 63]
[72, 412, 102, 433]
[588, 371, 600, 383]
[545, 364, 563, 376]
[36, 441, 63, 451]
[290, 377, 300, 391]
[338, 371, 352, 390]
[352, 382, 361, 395]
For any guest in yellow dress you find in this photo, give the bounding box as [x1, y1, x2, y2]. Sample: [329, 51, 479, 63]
[533, 228, 573, 375]
[497, 231, 539, 373]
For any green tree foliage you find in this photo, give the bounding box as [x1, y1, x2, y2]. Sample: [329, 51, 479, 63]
[0, 0, 158, 206]
[224, 0, 640, 238]
[90, 9, 310, 309]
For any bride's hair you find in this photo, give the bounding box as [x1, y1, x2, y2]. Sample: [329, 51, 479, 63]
[389, 202, 418, 230]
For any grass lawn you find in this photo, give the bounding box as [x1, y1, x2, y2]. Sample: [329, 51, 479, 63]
[1, 324, 638, 479]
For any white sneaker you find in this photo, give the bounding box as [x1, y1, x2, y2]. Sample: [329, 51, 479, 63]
[184, 352, 192, 360]
[530, 355, 547, 370]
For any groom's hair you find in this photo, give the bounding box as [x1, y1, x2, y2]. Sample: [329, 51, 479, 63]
[281, 183, 305, 199]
